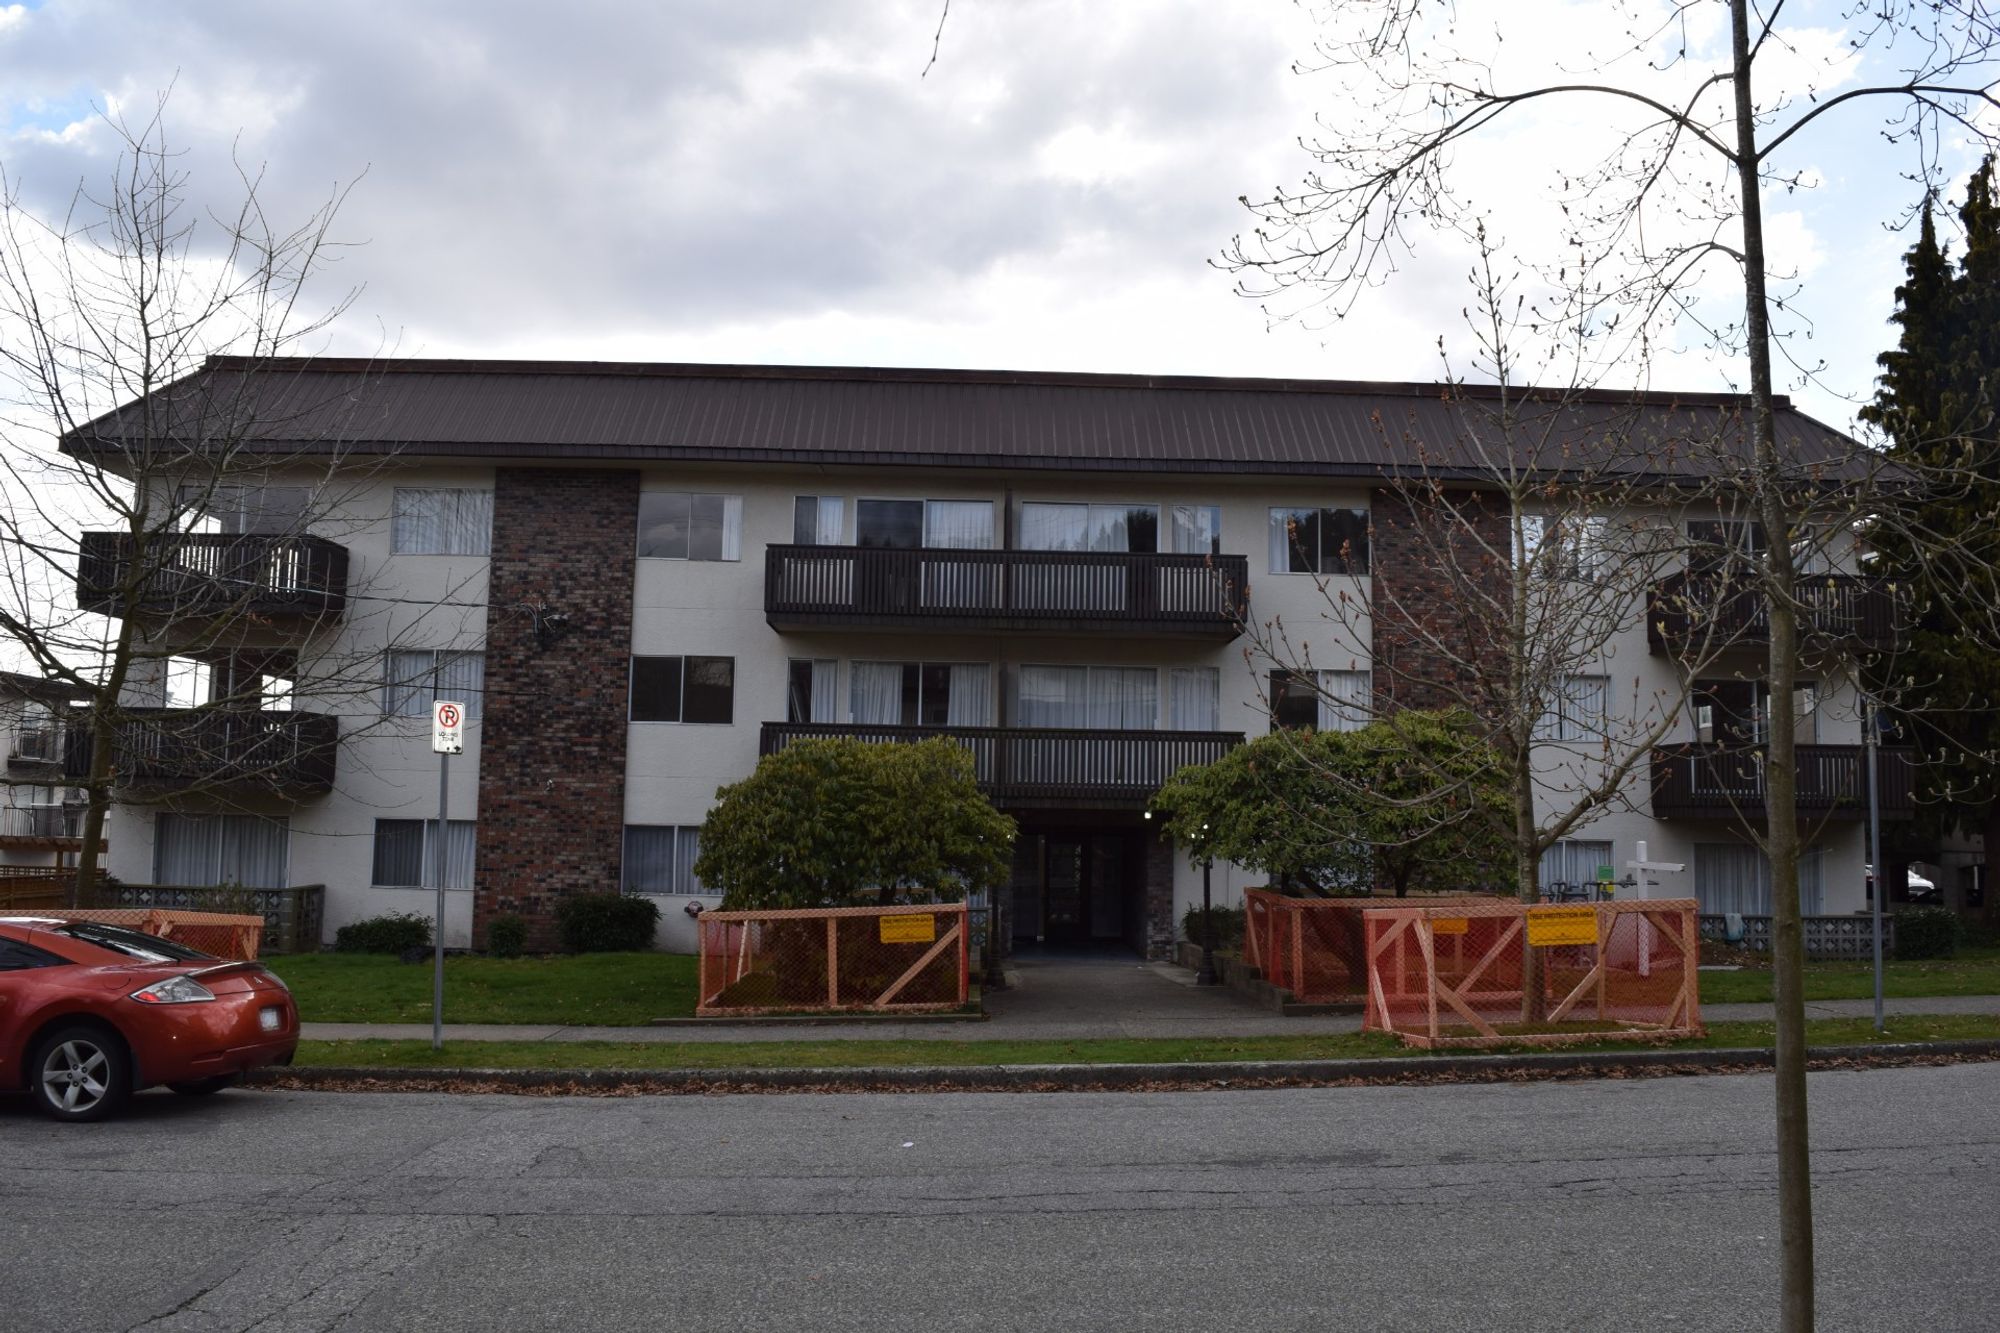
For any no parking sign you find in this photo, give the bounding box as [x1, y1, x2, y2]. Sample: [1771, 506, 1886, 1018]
[432, 699, 465, 754]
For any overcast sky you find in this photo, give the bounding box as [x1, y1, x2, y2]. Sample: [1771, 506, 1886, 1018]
[0, 0, 1989, 434]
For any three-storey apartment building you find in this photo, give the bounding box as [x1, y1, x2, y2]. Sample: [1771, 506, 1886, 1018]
[62, 359, 1912, 953]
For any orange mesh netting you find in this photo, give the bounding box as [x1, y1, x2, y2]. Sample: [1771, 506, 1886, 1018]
[50, 909, 265, 960]
[696, 903, 970, 1016]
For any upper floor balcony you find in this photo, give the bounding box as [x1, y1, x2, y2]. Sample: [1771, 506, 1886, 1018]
[764, 545, 1250, 638]
[759, 721, 1243, 810]
[77, 532, 350, 624]
[63, 709, 338, 796]
[1647, 573, 1900, 658]
[1649, 742, 1915, 822]
[0, 803, 81, 844]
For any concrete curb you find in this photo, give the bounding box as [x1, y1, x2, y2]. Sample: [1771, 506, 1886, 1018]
[249, 1038, 2000, 1096]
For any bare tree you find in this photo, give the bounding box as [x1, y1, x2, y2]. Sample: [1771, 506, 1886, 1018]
[1222, 4, 2000, 1325]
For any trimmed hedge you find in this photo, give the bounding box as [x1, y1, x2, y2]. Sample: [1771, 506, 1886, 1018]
[486, 913, 529, 958]
[334, 911, 432, 955]
[1895, 907, 1962, 960]
[555, 893, 661, 953]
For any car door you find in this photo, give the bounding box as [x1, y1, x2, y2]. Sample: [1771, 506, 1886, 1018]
[0, 935, 73, 1088]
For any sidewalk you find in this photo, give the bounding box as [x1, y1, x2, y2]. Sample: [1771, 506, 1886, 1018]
[299, 954, 2000, 1045]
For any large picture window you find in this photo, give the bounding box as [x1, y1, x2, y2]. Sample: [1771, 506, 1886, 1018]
[623, 825, 705, 896]
[638, 493, 742, 561]
[1269, 506, 1369, 575]
[153, 814, 289, 888]
[1269, 669, 1371, 732]
[631, 656, 735, 724]
[1018, 665, 1156, 730]
[849, 661, 992, 727]
[383, 651, 485, 721]
[393, 488, 493, 556]
[371, 819, 477, 888]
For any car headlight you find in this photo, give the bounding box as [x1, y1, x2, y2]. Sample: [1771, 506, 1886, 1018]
[130, 975, 217, 1005]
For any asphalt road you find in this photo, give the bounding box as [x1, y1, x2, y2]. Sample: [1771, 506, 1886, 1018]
[2, 1065, 1993, 1332]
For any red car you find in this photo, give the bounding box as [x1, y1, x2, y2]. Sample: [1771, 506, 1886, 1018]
[0, 916, 298, 1121]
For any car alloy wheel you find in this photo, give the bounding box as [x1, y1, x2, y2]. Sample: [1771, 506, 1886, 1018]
[32, 1026, 130, 1122]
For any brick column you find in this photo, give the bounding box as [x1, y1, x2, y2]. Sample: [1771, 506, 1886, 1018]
[1144, 831, 1178, 961]
[473, 468, 639, 951]
[1369, 487, 1509, 715]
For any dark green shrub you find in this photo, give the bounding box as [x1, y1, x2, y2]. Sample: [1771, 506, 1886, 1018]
[1895, 907, 1962, 960]
[334, 911, 432, 955]
[486, 913, 529, 958]
[1182, 904, 1246, 952]
[555, 893, 660, 953]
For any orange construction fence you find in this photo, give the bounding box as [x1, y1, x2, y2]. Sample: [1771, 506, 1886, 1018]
[1242, 888, 1496, 1004]
[49, 909, 266, 961]
[696, 903, 970, 1016]
[1362, 898, 1704, 1049]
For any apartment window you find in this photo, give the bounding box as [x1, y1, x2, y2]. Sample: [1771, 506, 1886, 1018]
[1518, 514, 1610, 579]
[631, 656, 734, 724]
[1019, 503, 1161, 553]
[1170, 504, 1223, 556]
[855, 498, 994, 549]
[1692, 679, 1816, 745]
[11, 703, 57, 761]
[638, 492, 742, 561]
[1018, 666, 1156, 730]
[850, 662, 993, 727]
[1269, 506, 1369, 575]
[1167, 667, 1220, 731]
[787, 658, 838, 723]
[179, 484, 309, 535]
[1268, 669, 1372, 732]
[1694, 842, 1824, 916]
[371, 819, 477, 889]
[153, 813, 289, 888]
[1538, 675, 1608, 743]
[793, 496, 847, 545]
[1540, 841, 1614, 895]
[392, 488, 493, 556]
[623, 825, 705, 896]
[384, 651, 485, 721]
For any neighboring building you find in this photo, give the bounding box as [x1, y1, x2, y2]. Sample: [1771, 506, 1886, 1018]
[0, 672, 83, 870]
[60, 359, 1914, 953]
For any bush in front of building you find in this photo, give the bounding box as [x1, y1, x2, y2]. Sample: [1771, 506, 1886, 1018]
[333, 912, 432, 955]
[1895, 906, 1962, 960]
[555, 893, 661, 953]
[1182, 904, 1246, 952]
[486, 913, 529, 958]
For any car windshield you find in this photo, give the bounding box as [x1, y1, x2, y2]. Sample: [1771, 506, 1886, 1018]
[55, 922, 214, 964]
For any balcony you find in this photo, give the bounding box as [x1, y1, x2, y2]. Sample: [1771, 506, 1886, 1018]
[0, 804, 80, 845]
[764, 545, 1249, 638]
[77, 532, 350, 622]
[1649, 743, 1914, 822]
[63, 709, 338, 795]
[759, 722, 1244, 809]
[1647, 574, 1900, 657]
[7, 727, 62, 768]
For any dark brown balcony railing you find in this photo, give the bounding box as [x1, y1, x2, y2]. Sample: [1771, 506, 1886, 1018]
[77, 532, 349, 620]
[63, 709, 338, 794]
[1649, 743, 1914, 821]
[764, 545, 1249, 637]
[759, 722, 1243, 808]
[0, 805, 80, 841]
[1647, 573, 1900, 656]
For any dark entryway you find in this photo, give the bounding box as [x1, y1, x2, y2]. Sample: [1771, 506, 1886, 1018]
[1009, 827, 1146, 953]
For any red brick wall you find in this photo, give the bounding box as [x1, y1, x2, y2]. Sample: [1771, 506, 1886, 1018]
[473, 468, 639, 949]
[1369, 487, 1510, 715]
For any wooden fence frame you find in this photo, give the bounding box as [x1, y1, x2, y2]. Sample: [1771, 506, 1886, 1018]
[1362, 898, 1704, 1050]
[33, 908, 267, 960]
[696, 902, 970, 1016]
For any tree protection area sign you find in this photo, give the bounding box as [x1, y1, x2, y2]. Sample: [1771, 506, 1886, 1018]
[879, 913, 936, 945]
[1525, 904, 1600, 947]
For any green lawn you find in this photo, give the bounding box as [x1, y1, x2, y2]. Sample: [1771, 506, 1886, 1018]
[267, 951, 698, 1025]
[291, 1013, 2000, 1073]
[1697, 947, 2000, 1004]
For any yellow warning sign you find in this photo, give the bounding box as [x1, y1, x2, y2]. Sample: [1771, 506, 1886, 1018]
[879, 913, 936, 945]
[1431, 917, 1469, 936]
[1526, 905, 1599, 947]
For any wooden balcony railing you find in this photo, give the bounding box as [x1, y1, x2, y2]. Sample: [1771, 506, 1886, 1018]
[64, 709, 338, 794]
[759, 722, 1244, 808]
[1647, 573, 1900, 656]
[1650, 742, 1914, 821]
[77, 532, 350, 621]
[764, 545, 1249, 637]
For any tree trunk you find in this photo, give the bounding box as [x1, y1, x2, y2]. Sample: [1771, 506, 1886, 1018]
[1983, 804, 2000, 923]
[1731, 4, 1815, 1326]
[1515, 750, 1544, 1022]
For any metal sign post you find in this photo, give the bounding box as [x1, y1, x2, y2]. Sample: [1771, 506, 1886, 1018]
[1625, 839, 1685, 979]
[1866, 695, 1885, 1035]
[430, 700, 465, 1052]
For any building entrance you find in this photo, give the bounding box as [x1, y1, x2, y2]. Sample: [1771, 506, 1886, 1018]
[1009, 829, 1143, 952]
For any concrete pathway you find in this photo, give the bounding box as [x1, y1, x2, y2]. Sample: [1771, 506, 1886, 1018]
[298, 953, 2000, 1046]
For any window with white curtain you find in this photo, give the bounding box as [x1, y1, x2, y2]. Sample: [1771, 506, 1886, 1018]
[1167, 667, 1220, 731]
[622, 825, 705, 895]
[1268, 669, 1371, 731]
[638, 493, 742, 561]
[383, 650, 485, 721]
[1539, 840, 1614, 895]
[371, 819, 477, 888]
[392, 488, 493, 555]
[153, 814, 289, 887]
[786, 658, 839, 724]
[921, 501, 994, 550]
[849, 662, 992, 727]
[1537, 674, 1608, 742]
[1269, 506, 1370, 575]
[1018, 666, 1157, 730]
[793, 496, 846, 545]
[1170, 505, 1222, 556]
[1018, 503, 1160, 553]
[1694, 842, 1825, 916]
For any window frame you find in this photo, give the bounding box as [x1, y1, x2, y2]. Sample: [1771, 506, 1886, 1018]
[391, 487, 494, 557]
[637, 491, 743, 562]
[629, 654, 736, 725]
[621, 824, 707, 896]
[1268, 505, 1370, 576]
[382, 649, 486, 722]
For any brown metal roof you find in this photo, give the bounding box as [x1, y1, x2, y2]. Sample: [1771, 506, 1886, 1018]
[61, 356, 1870, 481]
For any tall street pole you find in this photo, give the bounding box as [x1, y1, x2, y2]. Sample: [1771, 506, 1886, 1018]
[1866, 694, 1884, 1035]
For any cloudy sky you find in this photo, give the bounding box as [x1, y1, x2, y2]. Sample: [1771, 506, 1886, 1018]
[0, 0, 1989, 433]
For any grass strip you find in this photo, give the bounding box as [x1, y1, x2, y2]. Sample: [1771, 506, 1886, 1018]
[1696, 947, 2000, 1004]
[268, 951, 698, 1025]
[292, 1013, 2000, 1073]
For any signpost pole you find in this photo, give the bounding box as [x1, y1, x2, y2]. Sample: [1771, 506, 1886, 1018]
[429, 699, 465, 1054]
[1866, 694, 1885, 1035]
